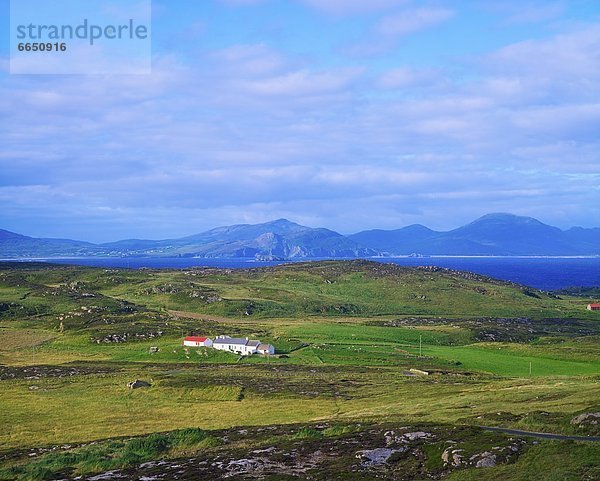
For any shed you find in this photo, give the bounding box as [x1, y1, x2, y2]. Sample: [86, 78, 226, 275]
[587, 303, 600, 311]
[183, 336, 213, 347]
[257, 343, 275, 355]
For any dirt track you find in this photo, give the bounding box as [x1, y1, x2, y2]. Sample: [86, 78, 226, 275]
[480, 426, 600, 442]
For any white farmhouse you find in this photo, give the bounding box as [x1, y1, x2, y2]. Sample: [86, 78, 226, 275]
[213, 336, 262, 356]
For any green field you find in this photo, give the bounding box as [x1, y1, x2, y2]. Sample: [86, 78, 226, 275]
[0, 261, 598, 480]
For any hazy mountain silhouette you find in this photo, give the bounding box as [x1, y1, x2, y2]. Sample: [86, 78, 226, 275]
[2, 214, 598, 258]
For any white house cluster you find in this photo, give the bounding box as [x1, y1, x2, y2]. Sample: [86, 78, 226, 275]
[183, 335, 275, 356]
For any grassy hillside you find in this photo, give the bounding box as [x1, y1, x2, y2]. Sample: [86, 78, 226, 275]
[2, 260, 596, 321]
[0, 261, 598, 480]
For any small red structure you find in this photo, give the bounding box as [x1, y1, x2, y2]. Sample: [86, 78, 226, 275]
[183, 336, 213, 347]
[587, 303, 600, 311]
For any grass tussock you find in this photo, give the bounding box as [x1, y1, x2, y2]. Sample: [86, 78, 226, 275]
[292, 427, 323, 440]
[0, 428, 219, 481]
[322, 424, 362, 437]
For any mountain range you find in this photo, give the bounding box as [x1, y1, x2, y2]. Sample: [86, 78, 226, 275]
[1, 213, 599, 258]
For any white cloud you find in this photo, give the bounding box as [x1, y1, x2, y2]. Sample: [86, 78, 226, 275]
[376, 7, 454, 37]
[376, 67, 440, 89]
[210, 43, 287, 77]
[482, 1, 566, 24]
[343, 6, 455, 56]
[239, 67, 363, 97]
[487, 25, 600, 82]
[511, 103, 600, 138]
[299, 0, 410, 16]
[507, 2, 565, 23]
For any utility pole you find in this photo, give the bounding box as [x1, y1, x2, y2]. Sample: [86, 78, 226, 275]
[419, 335, 422, 357]
[529, 361, 532, 376]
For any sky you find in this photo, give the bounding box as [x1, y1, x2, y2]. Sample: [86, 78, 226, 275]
[0, 0, 599, 242]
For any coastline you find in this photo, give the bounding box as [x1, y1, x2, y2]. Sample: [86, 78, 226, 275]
[1, 256, 599, 291]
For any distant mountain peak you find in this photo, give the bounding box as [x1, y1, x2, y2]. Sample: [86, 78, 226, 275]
[479, 212, 520, 219]
[260, 218, 303, 228]
[472, 213, 542, 224]
[267, 218, 294, 225]
[350, 213, 598, 256]
[402, 224, 436, 233]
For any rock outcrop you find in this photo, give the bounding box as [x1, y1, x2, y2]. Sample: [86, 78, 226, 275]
[571, 412, 600, 427]
[127, 379, 151, 389]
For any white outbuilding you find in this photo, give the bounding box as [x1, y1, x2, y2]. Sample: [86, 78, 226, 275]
[257, 343, 275, 355]
[183, 336, 213, 347]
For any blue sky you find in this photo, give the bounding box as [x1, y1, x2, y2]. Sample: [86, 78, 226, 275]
[1, 0, 599, 242]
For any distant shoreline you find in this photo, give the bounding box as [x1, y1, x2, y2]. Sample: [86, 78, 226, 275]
[2, 255, 600, 261]
[2, 256, 599, 291]
[376, 255, 600, 259]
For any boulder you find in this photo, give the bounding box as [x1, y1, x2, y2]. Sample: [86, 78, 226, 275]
[226, 458, 263, 473]
[442, 447, 464, 467]
[570, 412, 600, 427]
[476, 455, 497, 468]
[400, 431, 432, 442]
[355, 448, 397, 465]
[384, 430, 396, 446]
[383, 430, 431, 445]
[471, 451, 497, 468]
[127, 379, 151, 389]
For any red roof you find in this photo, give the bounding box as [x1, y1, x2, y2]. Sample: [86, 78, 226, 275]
[184, 336, 208, 342]
[589, 303, 600, 308]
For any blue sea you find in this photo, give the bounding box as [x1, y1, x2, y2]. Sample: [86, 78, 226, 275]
[19, 256, 600, 291]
